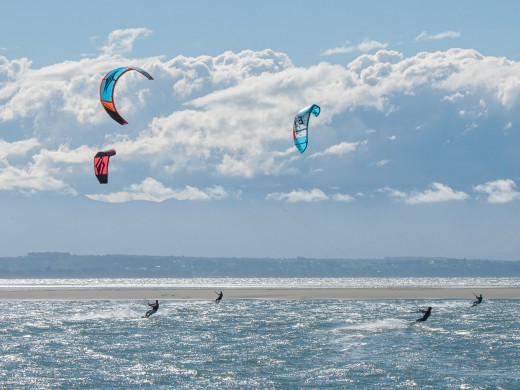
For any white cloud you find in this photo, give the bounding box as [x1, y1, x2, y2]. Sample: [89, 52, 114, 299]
[443, 91, 466, 102]
[309, 140, 367, 159]
[0, 143, 94, 194]
[217, 154, 254, 177]
[0, 163, 76, 195]
[415, 30, 461, 42]
[473, 179, 520, 203]
[86, 177, 230, 203]
[380, 183, 470, 204]
[3, 33, 520, 201]
[267, 188, 328, 203]
[0, 137, 98, 194]
[378, 187, 407, 199]
[322, 39, 388, 56]
[407, 183, 470, 204]
[331, 193, 356, 202]
[101, 28, 153, 55]
[0, 45, 301, 195]
[32, 144, 94, 166]
[266, 188, 354, 203]
[0, 138, 39, 159]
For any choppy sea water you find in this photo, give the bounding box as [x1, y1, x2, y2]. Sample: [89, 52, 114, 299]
[1, 281, 519, 388]
[1, 277, 520, 290]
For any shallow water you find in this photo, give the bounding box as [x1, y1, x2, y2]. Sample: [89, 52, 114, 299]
[1, 298, 518, 388]
[1, 276, 520, 290]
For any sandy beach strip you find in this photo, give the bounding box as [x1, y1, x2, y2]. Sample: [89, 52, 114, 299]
[0, 287, 519, 300]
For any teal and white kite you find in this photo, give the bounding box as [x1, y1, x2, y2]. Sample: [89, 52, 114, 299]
[292, 104, 320, 153]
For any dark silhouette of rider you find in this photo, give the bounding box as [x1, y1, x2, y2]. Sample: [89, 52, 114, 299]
[215, 291, 223, 304]
[416, 307, 432, 322]
[144, 300, 159, 317]
[472, 293, 483, 306]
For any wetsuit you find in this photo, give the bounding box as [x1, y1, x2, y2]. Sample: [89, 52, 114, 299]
[416, 307, 432, 322]
[145, 301, 159, 317]
[473, 295, 483, 306]
[215, 292, 223, 304]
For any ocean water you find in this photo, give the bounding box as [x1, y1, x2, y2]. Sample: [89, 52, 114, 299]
[1, 290, 519, 388]
[1, 276, 520, 289]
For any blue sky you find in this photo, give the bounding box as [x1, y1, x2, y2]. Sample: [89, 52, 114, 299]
[1, 1, 520, 259]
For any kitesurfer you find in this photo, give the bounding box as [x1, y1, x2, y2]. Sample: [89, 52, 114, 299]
[472, 293, 483, 306]
[144, 300, 159, 318]
[215, 291, 223, 304]
[415, 307, 432, 322]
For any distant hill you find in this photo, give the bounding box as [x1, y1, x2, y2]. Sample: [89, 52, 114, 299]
[0, 253, 519, 278]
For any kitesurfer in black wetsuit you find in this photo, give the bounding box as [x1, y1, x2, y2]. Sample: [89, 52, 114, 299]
[144, 300, 159, 317]
[472, 293, 483, 306]
[416, 307, 432, 322]
[215, 291, 223, 304]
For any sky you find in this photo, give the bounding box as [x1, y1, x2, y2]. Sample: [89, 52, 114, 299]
[1, 1, 520, 259]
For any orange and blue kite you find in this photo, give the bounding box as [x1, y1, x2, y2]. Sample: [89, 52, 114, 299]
[99, 67, 153, 125]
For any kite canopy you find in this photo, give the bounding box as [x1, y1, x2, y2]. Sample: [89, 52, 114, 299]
[94, 149, 116, 184]
[99, 67, 153, 125]
[293, 104, 320, 154]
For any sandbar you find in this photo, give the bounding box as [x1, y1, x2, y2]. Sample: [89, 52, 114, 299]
[0, 287, 519, 300]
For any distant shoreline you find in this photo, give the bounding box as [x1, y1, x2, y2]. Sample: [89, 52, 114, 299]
[1, 287, 519, 300]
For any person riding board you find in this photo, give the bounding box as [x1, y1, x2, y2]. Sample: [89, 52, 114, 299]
[144, 300, 159, 318]
[472, 293, 483, 306]
[415, 307, 432, 322]
[215, 291, 223, 304]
